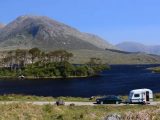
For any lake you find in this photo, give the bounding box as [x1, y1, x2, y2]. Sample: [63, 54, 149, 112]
[0, 64, 160, 97]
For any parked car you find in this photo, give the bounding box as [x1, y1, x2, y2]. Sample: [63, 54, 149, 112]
[96, 95, 122, 104]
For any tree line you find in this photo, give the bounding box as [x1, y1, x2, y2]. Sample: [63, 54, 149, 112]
[0, 48, 109, 78]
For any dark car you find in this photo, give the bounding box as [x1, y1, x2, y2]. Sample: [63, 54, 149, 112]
[96, 95, 122, 104]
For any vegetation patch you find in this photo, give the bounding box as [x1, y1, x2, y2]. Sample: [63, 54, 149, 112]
[0, 94, 94, 102]
[0, 94, 160, 102]
[148, 66, 160, 73]
[0, 103, 159, 120]
[0, 48, 109, 78]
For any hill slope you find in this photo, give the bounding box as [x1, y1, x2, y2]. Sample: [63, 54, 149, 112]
[0, 23, 5, 30]
[0, 15, 114, 50]
[0, 16, 160, 64]
[116, 41, 160, 55]
[70, 49, 160, 64]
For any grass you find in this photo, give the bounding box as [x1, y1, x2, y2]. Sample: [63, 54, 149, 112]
[0, 94, 160, 119]
[0, 103, 159, 120]
[148, 66, 160, 73]
[70, 49, 160, 64]
[0, 94, 132, 102]
[0, 94, 93, 102]
[154, 93, 160, 101]
[0, 94, 160, 102]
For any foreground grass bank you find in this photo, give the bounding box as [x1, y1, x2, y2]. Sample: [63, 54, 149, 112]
[0, 94, 160, 119]
[0, 94, 92, 102]
[0, 103, 159, 120]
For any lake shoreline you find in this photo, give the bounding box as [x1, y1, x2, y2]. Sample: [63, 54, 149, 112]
[0, 75, 92, 80]
[147, 66, 160, 73]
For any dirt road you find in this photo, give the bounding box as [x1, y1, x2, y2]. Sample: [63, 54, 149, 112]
[0, 101, 160, 106]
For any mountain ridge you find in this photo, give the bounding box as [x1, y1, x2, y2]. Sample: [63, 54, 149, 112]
[116, 41, 160, 55]
[0, 15, 160, 64]
[0, 23, 5, 29]
[0, 15, 115, 50]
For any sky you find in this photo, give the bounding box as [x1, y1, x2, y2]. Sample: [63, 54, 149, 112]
[0, 0, 160, 45]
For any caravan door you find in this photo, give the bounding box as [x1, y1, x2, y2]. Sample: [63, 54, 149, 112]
[146, 91, 149, 102]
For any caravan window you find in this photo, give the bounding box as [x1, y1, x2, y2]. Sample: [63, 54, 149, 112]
[134, 94, 140, 97]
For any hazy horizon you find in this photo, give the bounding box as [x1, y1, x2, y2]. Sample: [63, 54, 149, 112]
[0, 0, 160, 46]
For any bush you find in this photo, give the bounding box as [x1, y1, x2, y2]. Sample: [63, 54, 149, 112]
[0, 60, 109, 78]
[42, 104, 53, 113]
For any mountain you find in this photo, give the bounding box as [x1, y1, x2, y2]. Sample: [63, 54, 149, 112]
[0, 23, 5, 29]
[116, 42, 160, 55]
[0, 15, 160, 64]
[0, 15, 114, 50]
[148, 46, 160, 55]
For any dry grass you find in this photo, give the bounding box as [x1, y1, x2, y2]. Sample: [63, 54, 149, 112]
[0, 103, 159, 120]
[0, 94, 93, 102]
[0, 94, 128, 102]
[0, 94, 159, 119]
[69, 49, 160, 64]
[0, 94, 160, 102]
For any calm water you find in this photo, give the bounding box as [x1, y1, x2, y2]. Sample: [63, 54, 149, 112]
[0, 64, 160, 97]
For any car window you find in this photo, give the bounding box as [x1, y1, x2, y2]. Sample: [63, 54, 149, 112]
[104, 97, 110, 99]
[108, 96, 118, 99]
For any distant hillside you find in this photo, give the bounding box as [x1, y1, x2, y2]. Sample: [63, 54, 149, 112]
[0, 15, 115, 50]
[0, 23, 5, 29]
[116, 41, 160, 55]
[0, 15, 160, 64]
[70, 49, 160, 64]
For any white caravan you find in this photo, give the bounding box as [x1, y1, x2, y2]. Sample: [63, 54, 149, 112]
[128, 88, 153, 104]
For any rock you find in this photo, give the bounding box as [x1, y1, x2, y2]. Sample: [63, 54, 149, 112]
[124, 111, 151, 120]
[70, 103, 75, 106]
[56, 99, 65, 106]
[104, 114, 122, 120]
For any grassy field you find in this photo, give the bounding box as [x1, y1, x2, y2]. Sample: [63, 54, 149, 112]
[0, 94, 160, 119]
[0, 103, 159, 120]
[0, 94, 128, 102]
[0, 94, 93, 102]
[70, 49, 160, 64]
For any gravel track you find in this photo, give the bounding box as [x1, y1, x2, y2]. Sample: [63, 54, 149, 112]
[0, 101, 160, 106]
